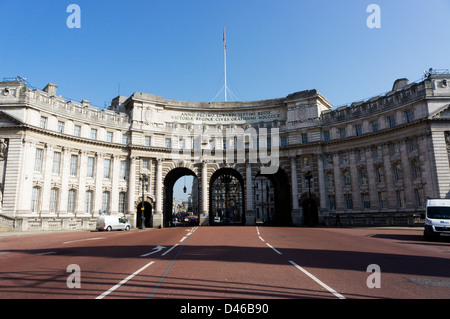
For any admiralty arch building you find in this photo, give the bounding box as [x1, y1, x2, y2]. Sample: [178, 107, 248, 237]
[0, 70, 449, 231]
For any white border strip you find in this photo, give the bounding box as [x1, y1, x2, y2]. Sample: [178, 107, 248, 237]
[266, 243, 282, 255]
[289, 260, 345, 299]
[96, 261, 155, 299]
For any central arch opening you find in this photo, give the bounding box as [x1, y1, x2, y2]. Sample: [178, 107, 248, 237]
[163, 167, 198, 228]
[209, 168, 245, 225]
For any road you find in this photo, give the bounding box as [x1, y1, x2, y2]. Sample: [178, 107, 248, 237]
[0, 226, 450, 299]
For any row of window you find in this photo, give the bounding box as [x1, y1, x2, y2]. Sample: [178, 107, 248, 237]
[40, 116, 130, 144]
[322, 110, 414, 142]
[325, 159, 421, 188]
[31, 187, 127, 215]
[34, 149, 128, 180]
[327, 188, 424, 211]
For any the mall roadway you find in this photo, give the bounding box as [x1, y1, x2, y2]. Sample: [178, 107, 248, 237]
[0, 225, 450, 300]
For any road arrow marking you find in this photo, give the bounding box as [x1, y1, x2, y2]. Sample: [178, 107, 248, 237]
[140, 245, 166, 257]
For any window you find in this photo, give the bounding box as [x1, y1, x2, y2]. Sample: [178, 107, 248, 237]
[323, 131, 330, 141]
[359, 169, 368, 185]
[106, 131, 113, 143]
[409, 137, 418, 152]
[34, 149, 43, 172]
[85, 191, 93, 214]
[103, 159, 111, 179]
[119, 192, 127, 215]
[393, 164, 403, 181]
[122, 134, 130, 145]
[354, 124, 362, 136]
[375, 145, 383, 159]
[344, 194, 353, 210]
[70, 155, 78, 176]
[91, 128, 97, 140]
[68, 189, 76, 213]
[361, 193, 370, 209]
[378, 191, 387, 209]
[31, 187, 40, 213]
[411, 160, 421, 179]
[387, 116, 396, 128]
[145, 136, 151, 147]
[40, 116, 47, 129]
[52, 152, 61, 174]
[340, 152, 348, 164]
[339, 127, 346, 139]
[414, 188, 423, 207]
[267, 137, 272, 148]
[343, 171, 351, 186]
[120, 160, 127, 180]
[165, 138, 172, 148]
[301, 133, 308, 144]
[49, 188, 59, 213]
[326, 174, 334, 188]
[142, 159, 149, 170]
[102, 191, 110, 213]
[87, 157, 95, 178]
[57, 121, 65, 134]
[74, 125, 81, 137]
[396, 190, 405, 208]
[371, 120, 379, 132]
[280, 136, 288, 147]
[357, 149, 366, 161]
[179, 138, 186, 149]
[328, 195, 336, 210]
[376, 166, 385, 184]
[405, 110, 414, 123]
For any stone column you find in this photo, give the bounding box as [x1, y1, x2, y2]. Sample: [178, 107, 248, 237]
[333, 153, 344, 212]
[127, 156, 137, 227]
[200, 160, 209, 225]
[245, 161, 255, 225]
[400, 139, 414, 209]
[153, 158, 163, 228]
[290, 156, 301, 225]
[316, 153, 327, 222]
[76, 151, 88, 216]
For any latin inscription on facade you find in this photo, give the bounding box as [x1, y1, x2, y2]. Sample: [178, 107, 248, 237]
[168, 110, 283, 124]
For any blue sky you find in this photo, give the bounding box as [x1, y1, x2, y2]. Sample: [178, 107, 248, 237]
[1, 0, 449, 201]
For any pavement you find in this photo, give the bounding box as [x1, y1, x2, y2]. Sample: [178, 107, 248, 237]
[0, 225, 449, 300]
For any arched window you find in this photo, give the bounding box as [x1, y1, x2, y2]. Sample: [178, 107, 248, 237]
[49, 188, 59, 213]
[68, 189, 77, 214]
[31, 187, 41, 213]
[102, 191, 110, 214]
[119, 192, 127, 215]
[85, 190, 94, 214]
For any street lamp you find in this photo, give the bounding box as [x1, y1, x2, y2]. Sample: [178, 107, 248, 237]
[139, 173, 149, 229]
[304, 171, 313, 226]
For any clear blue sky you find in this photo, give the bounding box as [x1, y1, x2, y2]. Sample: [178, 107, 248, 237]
[1, 0, 449, 200]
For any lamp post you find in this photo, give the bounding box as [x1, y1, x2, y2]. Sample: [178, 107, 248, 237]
[139, 173, 148, 229]
[304, 171, 313, 226]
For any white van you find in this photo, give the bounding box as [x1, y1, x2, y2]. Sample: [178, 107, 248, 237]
[424, 199, 450, 239]
[96, 215, 131, 231]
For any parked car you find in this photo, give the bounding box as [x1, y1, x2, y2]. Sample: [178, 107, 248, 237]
[96, 215, 131, 231]
[188, 216, 199, 226]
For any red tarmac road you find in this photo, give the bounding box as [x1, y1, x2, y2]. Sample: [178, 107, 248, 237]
[0, 226, 449, 299]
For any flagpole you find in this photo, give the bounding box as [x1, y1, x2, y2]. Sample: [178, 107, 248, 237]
[223, 27, 227, 102]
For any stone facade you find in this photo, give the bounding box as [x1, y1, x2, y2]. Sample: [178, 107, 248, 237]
[0, 71, 449, 230]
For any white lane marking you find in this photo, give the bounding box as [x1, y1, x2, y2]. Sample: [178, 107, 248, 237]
[95, 261, 155, 300]
[35, 252, 57, 255]
[258, 236, 265, 242]
[63, 237, 104, 245]
[266, 243, 282, 255]
[288, 260, 346, 299]
[161, 244, 179, 256]
[179, 236, 187, 243]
